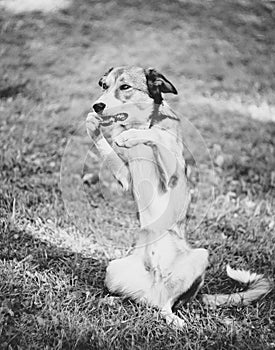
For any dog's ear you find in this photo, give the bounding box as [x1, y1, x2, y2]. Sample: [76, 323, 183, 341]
[99, 67, 114, 87]
[145, 68, 177, 104]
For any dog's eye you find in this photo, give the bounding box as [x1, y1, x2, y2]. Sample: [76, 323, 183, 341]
[120, 84, 131, 90]
[102, 83, 108, 90]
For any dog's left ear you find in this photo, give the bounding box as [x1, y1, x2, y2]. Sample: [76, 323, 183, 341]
[145, 68, 177, 104]
[99, 67, 114, 87]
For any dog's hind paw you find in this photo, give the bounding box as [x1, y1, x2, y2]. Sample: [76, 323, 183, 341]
[164, 313, 186, 329]
[161, 305, 186, 330]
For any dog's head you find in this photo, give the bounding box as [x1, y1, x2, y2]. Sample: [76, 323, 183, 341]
[91, 66, 177, 127]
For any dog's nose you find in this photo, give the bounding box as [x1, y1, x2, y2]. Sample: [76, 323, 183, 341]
[93, 102, 106, 113]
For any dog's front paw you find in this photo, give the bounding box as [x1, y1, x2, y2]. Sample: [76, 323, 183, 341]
[113, 134, 134, 148]
[114, 130, 142, 148]
[86, 112, 101, 139]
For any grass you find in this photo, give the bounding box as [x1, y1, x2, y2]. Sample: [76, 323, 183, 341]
[0, 0, 275, 348]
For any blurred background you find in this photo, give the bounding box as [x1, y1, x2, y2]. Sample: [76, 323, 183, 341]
[1, 0, 274, 246]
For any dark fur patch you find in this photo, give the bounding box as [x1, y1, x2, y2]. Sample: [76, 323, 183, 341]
[144, 68, 177, 105]
[172, 275, 204, 310]
[98, 67, 114, 87]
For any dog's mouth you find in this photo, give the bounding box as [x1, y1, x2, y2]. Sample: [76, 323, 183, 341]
[99, 112, 128, 126]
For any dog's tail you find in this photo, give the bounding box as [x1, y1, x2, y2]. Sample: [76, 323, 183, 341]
[202, 265, 272, 307]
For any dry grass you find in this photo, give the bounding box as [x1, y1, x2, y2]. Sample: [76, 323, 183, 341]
[0, 0, 275, 349]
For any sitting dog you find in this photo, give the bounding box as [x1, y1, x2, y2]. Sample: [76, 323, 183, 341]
[86, 66, 272, 328]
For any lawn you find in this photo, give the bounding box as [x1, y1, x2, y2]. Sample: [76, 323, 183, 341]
[0, 0, 274, 349]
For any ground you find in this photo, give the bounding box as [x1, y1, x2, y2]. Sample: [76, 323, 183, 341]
[0, 0, 275, 349]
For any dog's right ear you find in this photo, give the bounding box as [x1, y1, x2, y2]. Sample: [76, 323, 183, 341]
[98, 67, 114, 87]
[145, 68, 177, 104]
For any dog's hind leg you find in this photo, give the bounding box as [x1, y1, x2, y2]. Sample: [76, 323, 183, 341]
[170, 248, 208, 299]
[158, 248, 208, 329]
[105, 255, 152, 301]
[160, 276, 205, 329]
[161, 301, 186, 329]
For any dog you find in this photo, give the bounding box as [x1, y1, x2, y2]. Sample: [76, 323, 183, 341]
[86, 66, 272, 328]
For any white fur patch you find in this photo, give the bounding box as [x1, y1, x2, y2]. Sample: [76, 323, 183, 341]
[226, 264, 261, 284]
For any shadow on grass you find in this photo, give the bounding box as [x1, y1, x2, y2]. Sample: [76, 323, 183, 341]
[0, 219, 110, 348]
[1, 217, 274, 350]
